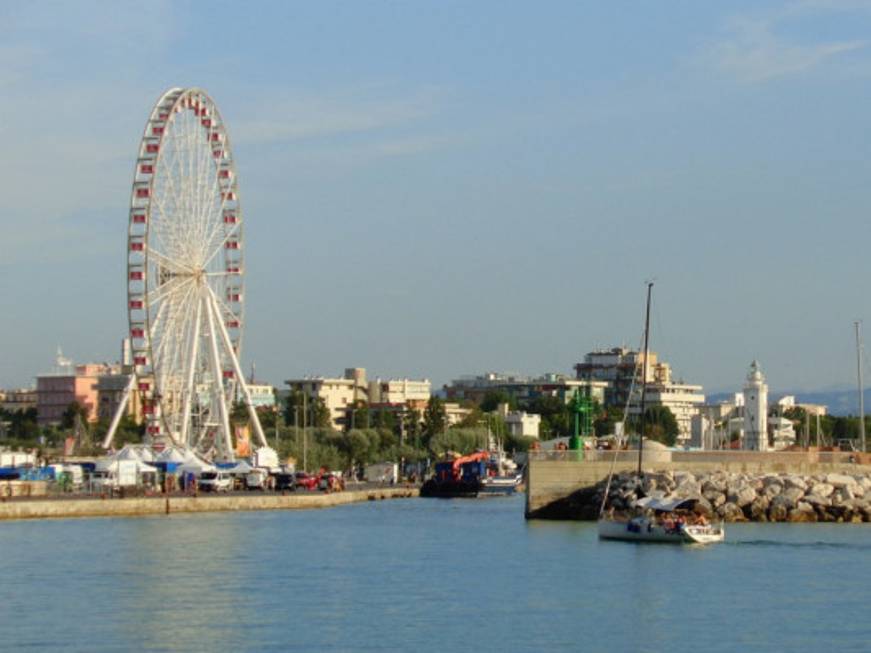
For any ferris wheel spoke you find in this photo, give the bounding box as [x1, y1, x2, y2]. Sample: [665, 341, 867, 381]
[151, 280, 196, 373]
[195, 124, 214, 248]
[160, 290, 199, 416]
[145, 274, 190, 309]
[146, 246, 195, 276]
[206, 284, 241, 324]
[201, 220, 241, 270]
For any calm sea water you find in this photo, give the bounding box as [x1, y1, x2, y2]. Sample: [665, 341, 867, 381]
[2, 496, 870, 652]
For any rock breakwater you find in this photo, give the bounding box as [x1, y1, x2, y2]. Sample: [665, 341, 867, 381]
[530, 470, 871, 523]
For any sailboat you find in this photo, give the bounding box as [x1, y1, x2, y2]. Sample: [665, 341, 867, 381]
[596, 282, 724, 545]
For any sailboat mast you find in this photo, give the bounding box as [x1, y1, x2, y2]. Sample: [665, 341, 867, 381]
[856, 321, 866, 453]
[637, 282, 653, 477]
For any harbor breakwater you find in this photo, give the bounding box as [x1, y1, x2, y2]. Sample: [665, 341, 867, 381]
[530, 469, 871, 523]
[0, 487, 418, 522]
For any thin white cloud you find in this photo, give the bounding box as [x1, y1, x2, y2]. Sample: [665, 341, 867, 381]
[707, 15, 867, 83]
[234, 85, 446, 145]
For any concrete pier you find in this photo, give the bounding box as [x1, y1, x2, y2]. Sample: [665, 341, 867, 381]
[525, 450, 871, 518]
[0, 487, 418, 522]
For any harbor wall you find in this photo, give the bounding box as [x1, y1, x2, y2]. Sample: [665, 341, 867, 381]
[525, 451, 871, 518]
[0, 487, 418, 522]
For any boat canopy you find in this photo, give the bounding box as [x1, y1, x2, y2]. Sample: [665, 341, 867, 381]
[636, 496, 698, 512]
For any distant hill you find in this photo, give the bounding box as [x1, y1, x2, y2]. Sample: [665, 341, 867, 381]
[706, 388, 868, 417]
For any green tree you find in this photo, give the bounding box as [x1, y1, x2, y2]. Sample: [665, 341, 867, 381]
[635, 405, 679, 446]
[373, 408, 396, 432]
[480, 389, 517, 412]
[504, 433, 537, 453]
[594, 405, 622, 437]
[231, 400, 248, 423]
[257, 406, 278, 429]
[311, 397, 331, 428]
[527, 395, 570, 438]
[283, 390, 305, 426]
[422, 397, 447, 444]
[60, 401, 89, 429]
[453, 404, 484, 429]
[348, 400, 370, 431]
[0, 407, 38, 440]
[429, 427, 486, 456]
[403, 408, 422, 441]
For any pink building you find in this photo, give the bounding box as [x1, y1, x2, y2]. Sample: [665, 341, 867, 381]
[37, 364, 111, 425]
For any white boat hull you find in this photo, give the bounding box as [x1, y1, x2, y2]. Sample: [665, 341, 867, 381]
[597, 517, 724, 545]
[478, 473, 524, 495]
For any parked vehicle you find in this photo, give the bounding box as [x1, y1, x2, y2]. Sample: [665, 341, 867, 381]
[294, 472, 319, 491]
[319, 471, 344, 492]
[245, 468, 271, 491]
[274, 472, 296, 491]
[364, 462, 398, 484]
[91, 460, 139, 491]
[198, 471, 232, 492]
[50, 464, 84, 491]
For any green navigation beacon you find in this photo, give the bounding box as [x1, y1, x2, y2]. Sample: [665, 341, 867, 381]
[568, 386, 594, 455]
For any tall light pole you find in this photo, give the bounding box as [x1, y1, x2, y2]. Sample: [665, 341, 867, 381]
[302, 389, 308, 472]
[856, 321, 866, 453]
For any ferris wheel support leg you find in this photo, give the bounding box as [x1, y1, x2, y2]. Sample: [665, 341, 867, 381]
[206, 288, 269, 449]
[101, 375, 137, 450]
[204, 291, 235, 461]
[179, 293, 204, 448]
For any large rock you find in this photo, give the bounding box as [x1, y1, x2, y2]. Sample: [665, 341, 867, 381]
[729, 485, 757, 508]
[809, 482, 834, 498]
[704, 490, 726, 508]
[784, 475, 808, 492]
[719, 502, 745, 522]
[750, 496, 770, 521]
[702, 477, 727, 494]
[674, 480, 702, 498]
[788, 503, 817, 523]
[763, 483, 783, 499]
[693, 496, 714, 516]
[832, 487, 855, 505]
[781, 486, 805, 505]
[825, 473, 858, 488]
[768, 502, 788, 522]
[803, 493, 832, 508]
[771, 493, 798, 512]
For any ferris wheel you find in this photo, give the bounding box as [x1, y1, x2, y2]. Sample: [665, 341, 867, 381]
[103, 87, 267, 459]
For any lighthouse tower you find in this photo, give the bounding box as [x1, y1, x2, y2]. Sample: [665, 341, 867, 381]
[743, 360, 768, 451]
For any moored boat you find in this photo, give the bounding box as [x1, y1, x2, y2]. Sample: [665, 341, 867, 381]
[420, 450, 524, 498]
[478, 471, 524, 495]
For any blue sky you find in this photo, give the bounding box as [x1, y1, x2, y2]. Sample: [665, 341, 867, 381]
[3, 1, 871, 395]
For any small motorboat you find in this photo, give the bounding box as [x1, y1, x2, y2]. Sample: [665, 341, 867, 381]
[597, 496, 725, 545]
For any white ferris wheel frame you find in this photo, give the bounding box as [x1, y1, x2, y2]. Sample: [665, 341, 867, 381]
[103, 87, 267, 459]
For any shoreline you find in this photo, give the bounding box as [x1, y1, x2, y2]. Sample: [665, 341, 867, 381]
[0, 487, 419, 522]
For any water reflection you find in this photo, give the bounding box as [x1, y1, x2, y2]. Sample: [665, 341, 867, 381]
[1, 500, 870, 652]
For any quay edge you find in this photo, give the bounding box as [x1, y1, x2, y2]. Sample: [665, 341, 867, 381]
[0, 487, 419, 522]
